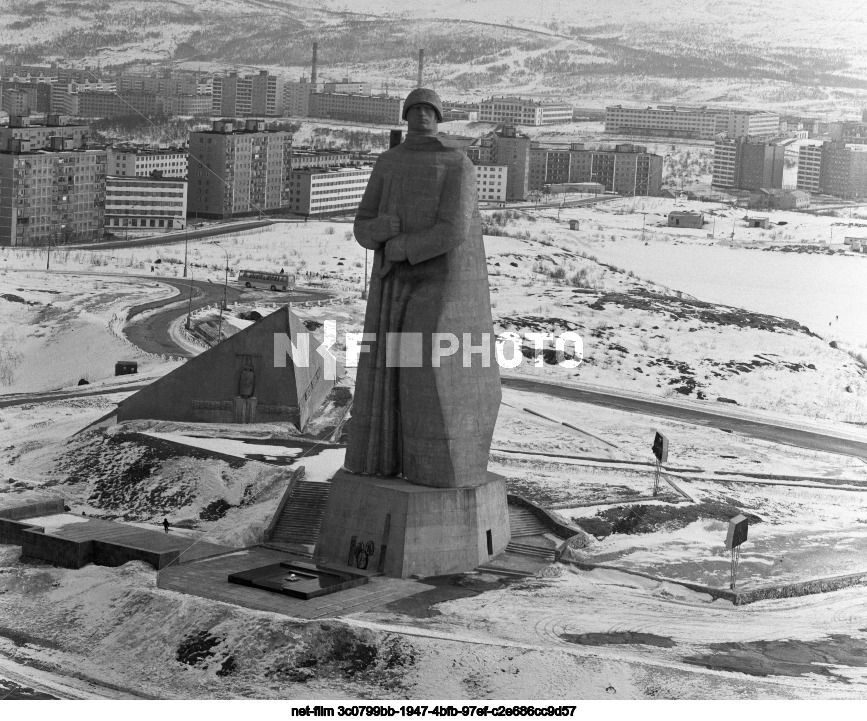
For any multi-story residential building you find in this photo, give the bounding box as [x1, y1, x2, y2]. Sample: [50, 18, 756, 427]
[525, 140, 663, 196]
[283, 79, 322, 117]
[105, 174, 187, 232]
[212, 71, 283, 117]
[489, 125, 533, 201]
[49, 85, 79, 115]
[286, 165, 373, 217]
[0, 115, 87, 151]
[816, 142, 867, 199]
[323, 80, 372, 95]
[116, 73, 198, 96]
[187, 119, 292, 219]
[474, 163, 508, 202]
[309, 92, 403, 125]
[1, 88, 36, 115]
[77, 91, 162, 118]
[606, 105, 779, 140]
[250, 70, 283, 117]
[160, 94, 213, 116]
[796, 143, 823, 193]
[0, 81, 51, 113]
[0, 138, 107, 247]
[479, 97, 572, 126]
[712, 138, 785, 190]
[290, 148, 354, 170]
[725, 110, 782, 139]
[108, 146, 188, 177]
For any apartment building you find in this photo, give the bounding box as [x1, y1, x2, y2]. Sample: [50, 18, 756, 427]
[187, 119, 292, 219]
[606, 105, 779, 140]
[796, 143, 823, 193]
[712, 138, 785, 190]
[108, 147, 188, 178]
[489, 125, 533, 200]
[817, 142, 867, 199]
[0, 115, 87, 151]
[212, 71, 283, 117]
[160, 94, 213, 116]
[474, 163, 508, 202]
[283, 79, 322, 116]
[77, 91, 162, 118]
[524, 140, 662, 196]
[105, 174, 188, 232]
[479, 97, 572, 126]
[290, 148, 354, 170]
[116, 74, 198, 96]
[0, 138, 107, 247]
[0, 81, 52, 113]
[1, 88, 36, 115]
[287, 165, 373, 217]
[323, 80, 372, 94]
[309, 92, 403, 124]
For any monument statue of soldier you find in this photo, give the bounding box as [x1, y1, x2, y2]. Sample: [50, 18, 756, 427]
[344, 88, 501, 489]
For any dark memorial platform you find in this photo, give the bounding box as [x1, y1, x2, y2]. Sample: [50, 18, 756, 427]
[228, 560, 368, 600]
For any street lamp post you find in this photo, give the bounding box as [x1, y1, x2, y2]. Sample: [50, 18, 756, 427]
[183, 234, 189, 278]
[361, 249, 369, 300]
[212, 242, 229, 344]
[186, 264, 194, 330]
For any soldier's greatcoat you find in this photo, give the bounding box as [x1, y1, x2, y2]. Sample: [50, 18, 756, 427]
[344, 133, 501, 488]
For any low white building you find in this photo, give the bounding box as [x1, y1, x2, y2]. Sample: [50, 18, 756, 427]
[474, 162, 508, 202]
[287, 165, 373, 217]
[105, 174, 188, 232]
[108, 146, 188, 178]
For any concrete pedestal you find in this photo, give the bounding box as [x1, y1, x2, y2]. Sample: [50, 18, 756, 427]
[314, 469, 510, 579]
[233, 396, 257, 423]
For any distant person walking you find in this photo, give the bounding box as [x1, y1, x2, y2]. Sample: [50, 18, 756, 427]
[163, 518, 170, 534]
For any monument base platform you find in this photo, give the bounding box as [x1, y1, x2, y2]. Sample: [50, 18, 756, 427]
[314, 470, 511, 579]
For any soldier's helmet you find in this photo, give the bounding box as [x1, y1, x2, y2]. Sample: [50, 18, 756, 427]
[402, 88, 443, 123]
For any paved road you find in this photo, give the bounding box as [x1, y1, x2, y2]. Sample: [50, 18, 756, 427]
[123, 275, 334, 358]
[67, 219, 279, 251]
[501, 375, 867, 459]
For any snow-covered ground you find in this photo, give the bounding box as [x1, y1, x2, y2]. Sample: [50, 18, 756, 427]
[3, 202, 867, 698]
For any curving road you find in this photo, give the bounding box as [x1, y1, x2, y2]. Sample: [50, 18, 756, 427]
[501, 374, 867, 459]
[123, 276, 335, 357]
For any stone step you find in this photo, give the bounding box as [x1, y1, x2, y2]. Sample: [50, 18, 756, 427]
[506, 542, 556, 560]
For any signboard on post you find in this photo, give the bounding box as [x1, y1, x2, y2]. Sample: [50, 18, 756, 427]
[725, 514, 749, 549]
[652, 432, 669, 464]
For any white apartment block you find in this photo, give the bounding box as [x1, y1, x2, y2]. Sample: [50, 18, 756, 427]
[796, 143, 823, 193]
[479, 97, 572, 126]
[725, 111, 780, 139]
[474, 163, 507, 202]
[105, 175, 187, 232]
[108, 147, 188, 178]
[711, 139, 739, 188]
[287, 165, 373, 216]
[309, 93, 403, 124]
[606, 105, 779, 140]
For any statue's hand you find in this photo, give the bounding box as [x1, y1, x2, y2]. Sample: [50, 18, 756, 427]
[384, 236, 408, 262]
[370, 214, 401, 242]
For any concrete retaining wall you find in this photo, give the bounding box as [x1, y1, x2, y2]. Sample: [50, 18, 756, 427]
[0, 497, 65, 521]
[0, 519, 45, 545]
[21, 530, 93, 569]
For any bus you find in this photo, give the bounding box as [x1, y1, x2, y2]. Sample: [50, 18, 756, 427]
[237, 269, 294, 291]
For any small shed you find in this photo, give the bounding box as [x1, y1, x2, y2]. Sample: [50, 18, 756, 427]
[746, 216, 770, 229]
[569, 220, 580, 231]
[667, 210, 704, 228]
[115, 360, 138, 376]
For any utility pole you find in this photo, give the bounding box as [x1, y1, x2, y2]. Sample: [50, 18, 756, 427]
[641, 212, 648, 242]
[361, 249, 369, 300]
[213, 242, 229, 345]
[186, 264, 194, 330]
[183, 234, 189, 277]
